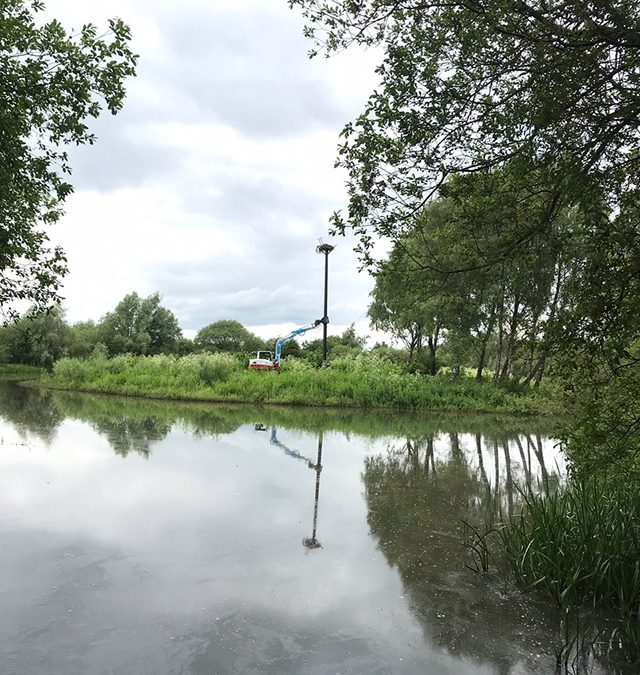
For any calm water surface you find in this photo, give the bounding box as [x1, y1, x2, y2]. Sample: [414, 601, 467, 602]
[0, 381, 624, 674]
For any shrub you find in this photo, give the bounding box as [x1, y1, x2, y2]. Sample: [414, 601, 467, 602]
[53, 358, 89, 385]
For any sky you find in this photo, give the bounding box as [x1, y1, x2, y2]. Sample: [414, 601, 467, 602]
[42, 0, 387, 343]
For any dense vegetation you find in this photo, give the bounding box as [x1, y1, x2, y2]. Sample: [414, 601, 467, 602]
[41, 350, 555, 415]
[0, 293, 374, 368]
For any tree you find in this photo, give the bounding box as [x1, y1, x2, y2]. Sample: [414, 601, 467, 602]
[0, 305, 69, 367]
[369, 230, 445, 374]
[194, 320, 263, 354]
[339, 323, 367, 350]
[98, 292, 182, 356]
[369, 171, 573, 384]
[66, 320, 99, 359]
[300, 335, 343, 366]
[292, 2, 640, 259]
[0, 1, 137, 316]
[264, 336, 302, 359]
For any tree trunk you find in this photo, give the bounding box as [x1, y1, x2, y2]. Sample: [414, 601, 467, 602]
[499, 293, 521, 383]
[427, 323, 440, 376]
[493, 284, 506, 384]
[522, 259, 564, 387]
[476, 301, 497, 381]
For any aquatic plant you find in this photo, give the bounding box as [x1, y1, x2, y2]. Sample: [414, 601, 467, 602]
[465, 476, 640, 660]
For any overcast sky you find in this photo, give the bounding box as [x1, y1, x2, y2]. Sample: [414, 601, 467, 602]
[42, 0, 386, 342]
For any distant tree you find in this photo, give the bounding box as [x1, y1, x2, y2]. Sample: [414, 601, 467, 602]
[300, 335, 343, 366]
[66, 320, 99, 359]
[340, 323, 367, 350]
[264, 336, 302, 359]
[299, 329, 366, 366]
[0, 306, 69, 367]
[0, 1, 136, 315]
[173, 337, 195, 356]
[98, 292, 182, 356]
[194, 320, 263, 353]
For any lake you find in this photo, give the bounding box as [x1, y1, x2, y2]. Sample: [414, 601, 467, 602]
[0, 380, 625, 674]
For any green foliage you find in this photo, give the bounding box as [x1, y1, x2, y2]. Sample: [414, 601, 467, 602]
[564, 341, 640, 479]
[0, 305, 69, 368]
[292, 1, 640, 265]
[66, 320, 99, 359]
[0, 0, 137, 312]
[370, 174, 572, 384]
[0, 363, 43, 378]
[98, 292, 182, 356]
[194, 319, 263, 354]
[292, 0, 640, 480]
[339, 323, 367, 350]
[300, 325, 366, 366]
[488, 478, 640, 657]
[42, 350, 554, 414]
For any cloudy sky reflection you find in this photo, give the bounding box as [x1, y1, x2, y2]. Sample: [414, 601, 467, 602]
[0, 390, 572, 675]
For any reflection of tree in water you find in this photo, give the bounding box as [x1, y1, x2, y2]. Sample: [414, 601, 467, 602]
[363, 431, 584, 674]
[0, 380, 63, 446]
[95, 415, 171, 458]
[50, 391, 248, 458]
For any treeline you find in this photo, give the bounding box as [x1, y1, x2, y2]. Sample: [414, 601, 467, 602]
[368, 170, 586, 388]
[0, 291, 371, 369]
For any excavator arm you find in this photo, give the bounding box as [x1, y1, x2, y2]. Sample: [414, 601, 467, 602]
[273, 318, 324, 367]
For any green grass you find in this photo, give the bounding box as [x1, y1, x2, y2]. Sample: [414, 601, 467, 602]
[38, 352, 554, 415]
[466, 476, 640, 659]
[0, 363, 45, 379]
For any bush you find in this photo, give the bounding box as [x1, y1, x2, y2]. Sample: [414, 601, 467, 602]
[53, 358, 89, 385]
[195, 352, 238, 384]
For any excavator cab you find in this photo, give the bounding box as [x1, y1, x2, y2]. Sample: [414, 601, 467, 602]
[248, 350, 275, 370]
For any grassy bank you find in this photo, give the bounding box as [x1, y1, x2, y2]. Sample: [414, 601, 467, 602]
[39, 352, 556, 414]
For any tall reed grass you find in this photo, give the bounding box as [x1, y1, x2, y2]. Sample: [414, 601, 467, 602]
[466, 476, 640, 659]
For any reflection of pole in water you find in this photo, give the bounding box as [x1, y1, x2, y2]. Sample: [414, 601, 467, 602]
[303, 430, 324, 551]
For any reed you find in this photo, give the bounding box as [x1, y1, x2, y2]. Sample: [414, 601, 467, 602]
[465, 476, 640, 659]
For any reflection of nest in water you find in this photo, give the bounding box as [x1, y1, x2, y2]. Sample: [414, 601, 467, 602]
[302, 537, 322, 551]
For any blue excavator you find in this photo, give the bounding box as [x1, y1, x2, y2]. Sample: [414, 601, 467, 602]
[248, 318, 324, 371]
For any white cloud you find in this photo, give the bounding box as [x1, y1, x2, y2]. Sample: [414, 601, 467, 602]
[43, 0, 384, 338]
